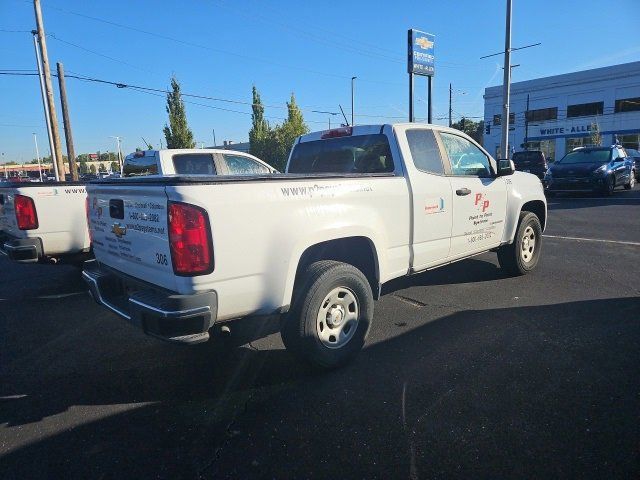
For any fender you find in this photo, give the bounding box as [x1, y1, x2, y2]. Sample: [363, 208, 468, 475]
[502, 172, 547, 244]
[280, 225, 385, 309]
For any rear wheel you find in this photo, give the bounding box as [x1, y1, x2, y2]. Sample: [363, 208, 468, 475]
[624, 170, 635, 190]
[281, 260, 374, 369]
[497, 212, 542, 276]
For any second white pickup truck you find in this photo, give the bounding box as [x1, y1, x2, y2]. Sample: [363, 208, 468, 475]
[0, 182, 90, 264]
[83, 124, 547, 368]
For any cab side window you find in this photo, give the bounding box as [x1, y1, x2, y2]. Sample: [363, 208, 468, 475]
[405, 129, 444, 174]
[440, 132, 492, 177]
[223, 154, 270, 175]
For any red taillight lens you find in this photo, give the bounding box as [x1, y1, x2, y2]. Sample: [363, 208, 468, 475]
[14, 194, 38, 230]
[168, 202, 213, 276]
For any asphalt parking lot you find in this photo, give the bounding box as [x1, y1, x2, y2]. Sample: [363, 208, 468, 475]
[1, 189, 639, 479]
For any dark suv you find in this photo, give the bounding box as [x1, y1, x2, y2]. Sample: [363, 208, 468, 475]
[512, 150, 547, 179]
[543, 145, 636, 195]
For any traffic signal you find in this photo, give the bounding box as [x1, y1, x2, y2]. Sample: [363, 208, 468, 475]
[485, 124, 491, 135]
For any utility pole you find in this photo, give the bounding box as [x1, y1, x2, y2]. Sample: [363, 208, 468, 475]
[351, 76, 357, 126]
[427, 76, 433, 123]
[33, 0, 65, 181]
[56, 62, 78, 181]
[33, 133, 43, 182]
[524, 93, 530, 150]
[500, 0, 513, 159]
[212, 129, 217, 147]
[32, 32, 59, 181]
[449, 83, 453, 127]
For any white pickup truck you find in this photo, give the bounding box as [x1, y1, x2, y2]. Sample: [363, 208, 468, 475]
[83, 124, 546, 368]
[0, 149, 273, 265]
[0, 182, 90, 264]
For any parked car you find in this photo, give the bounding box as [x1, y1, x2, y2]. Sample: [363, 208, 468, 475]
[83, 123, 546, 369]
[122, 149, 278, 177]
[543, 145, 636, 195]
[625, 148, 640, 180]
[512, 150, 548, 179]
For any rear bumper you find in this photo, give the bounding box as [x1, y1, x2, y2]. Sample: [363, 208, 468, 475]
[82, 260, 217, 344]
[0, 234, 42, 263]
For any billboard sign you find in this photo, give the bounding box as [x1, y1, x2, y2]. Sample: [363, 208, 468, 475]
[408, 29, 435, 76]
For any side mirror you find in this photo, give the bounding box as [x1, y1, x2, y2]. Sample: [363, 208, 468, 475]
[497, 158, 515, 176]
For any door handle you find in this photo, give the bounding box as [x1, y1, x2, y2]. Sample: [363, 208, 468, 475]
[456, 188, 471, 196]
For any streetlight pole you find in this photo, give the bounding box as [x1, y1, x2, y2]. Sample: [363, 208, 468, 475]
[110, 136, 123, 175]
[500, 0, 513, 159]
[33, 133, 43, 182]
[351, 76, 357, 126]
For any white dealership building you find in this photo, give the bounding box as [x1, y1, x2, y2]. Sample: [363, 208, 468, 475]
[483, 61, 640, 161]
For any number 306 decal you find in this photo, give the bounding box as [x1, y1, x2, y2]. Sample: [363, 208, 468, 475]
[155, 253, 168, 265]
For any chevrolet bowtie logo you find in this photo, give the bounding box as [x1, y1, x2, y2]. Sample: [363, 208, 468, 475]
[111, 222, 127, 238]
[416, 37, 433, 50]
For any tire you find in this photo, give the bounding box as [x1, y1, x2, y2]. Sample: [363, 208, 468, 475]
[624, 170, 635, 190]
[281, 260, 374, 369]
[603, 175, 615, 196]
[497, 212, 543, 276]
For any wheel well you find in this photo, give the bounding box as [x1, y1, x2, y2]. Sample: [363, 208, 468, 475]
[295, 237, 380, 299]
[521, 200, 546, 230]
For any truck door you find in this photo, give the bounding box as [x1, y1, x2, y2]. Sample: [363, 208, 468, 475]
[438, 131, 507, 258]
[400, 127, 453, 270]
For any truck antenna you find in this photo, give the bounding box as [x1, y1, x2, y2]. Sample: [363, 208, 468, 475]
[339, 105, 350, 126]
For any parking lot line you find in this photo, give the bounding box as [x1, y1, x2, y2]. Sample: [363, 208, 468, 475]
[543, 234, 640, 246]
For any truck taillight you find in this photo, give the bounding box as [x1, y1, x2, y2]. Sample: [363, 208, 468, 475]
[14, 194, 38, 230]
[168, 202, 213, 276]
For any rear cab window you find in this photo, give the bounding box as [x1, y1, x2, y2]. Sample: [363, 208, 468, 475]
[123, 153, 159, 177]
[223, 154, 271, 175]
[288, 134, 394, 174]
[405, 129, 444, 174]
[512, 151, 544, 165]
[172, 153, 217, 175]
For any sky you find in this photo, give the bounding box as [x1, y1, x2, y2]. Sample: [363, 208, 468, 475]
[1, 0, 639, 162]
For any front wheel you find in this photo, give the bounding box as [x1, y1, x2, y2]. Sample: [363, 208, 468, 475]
[281, 260, 374, 369]
[604, 175, 615, 195]
[624, 171, 635, 190]
[497, 212, 543, 276]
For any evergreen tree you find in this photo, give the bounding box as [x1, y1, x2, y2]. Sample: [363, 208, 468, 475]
[163, 76, 195, 149]
[249, 85, 271, 162]
[273, 93, 309, 171]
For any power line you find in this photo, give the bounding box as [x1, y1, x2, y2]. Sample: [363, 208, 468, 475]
[42, 3, 405, 85]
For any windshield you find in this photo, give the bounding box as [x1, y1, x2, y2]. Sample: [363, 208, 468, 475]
[558, 149, 610, 164]
[288, 134, 394, 174]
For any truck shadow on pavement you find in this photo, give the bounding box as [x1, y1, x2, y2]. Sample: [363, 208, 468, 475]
[1, 295, 638, 479]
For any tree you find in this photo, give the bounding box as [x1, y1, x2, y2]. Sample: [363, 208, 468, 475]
[451, 117, 484, 145]
[98, 163, 107, 173]
[111, 161, 119, 172]
[272, 93, 309, 171]
[89, 164, 97, 174]
[79, 161, 89, 175]
[163, 76, 195, 149]
[249, 87, 309, 172]
[590, 122, 601, 146]
[249, 85, 272, 162]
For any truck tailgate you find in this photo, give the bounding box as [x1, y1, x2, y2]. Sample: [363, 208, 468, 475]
[87, 184, 177, 291]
